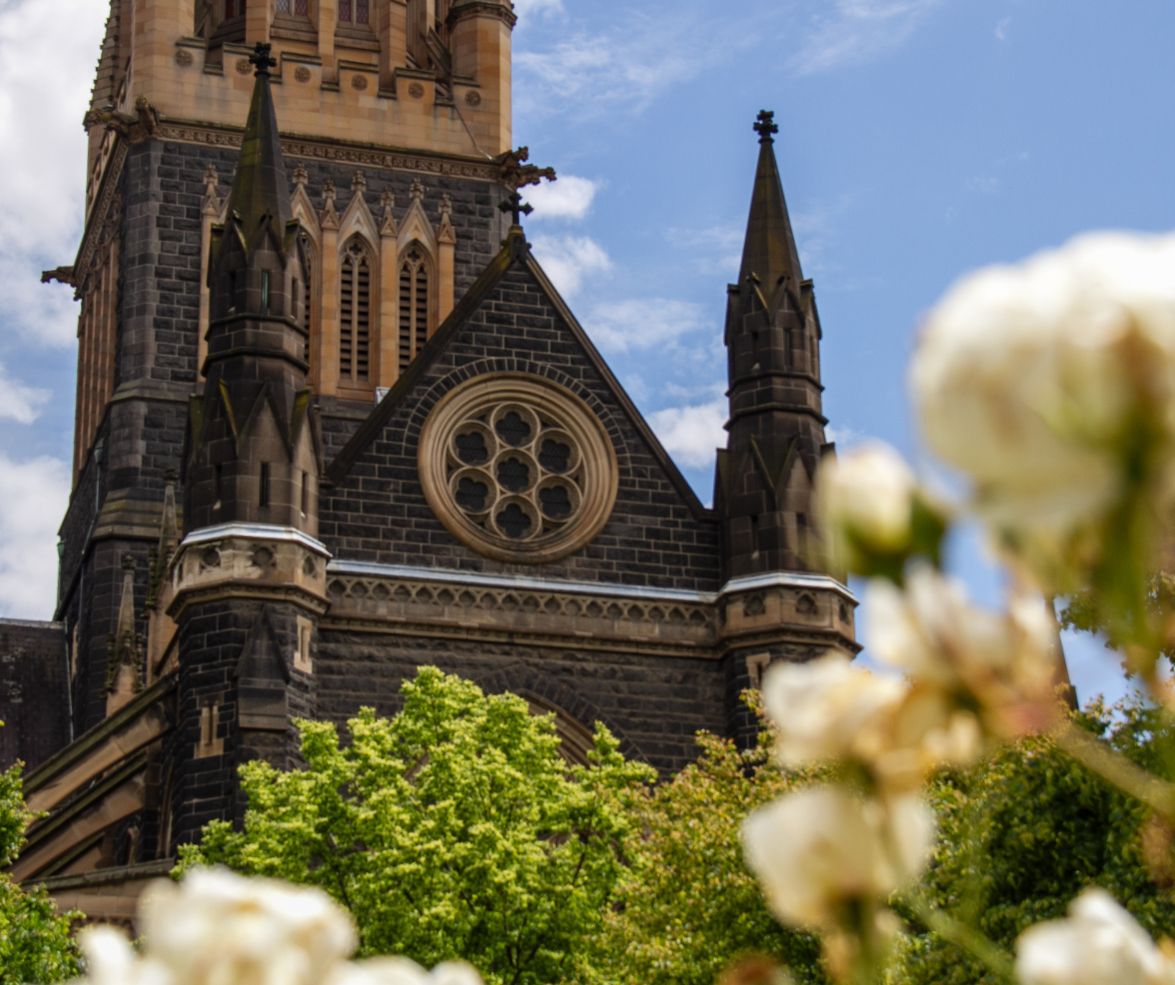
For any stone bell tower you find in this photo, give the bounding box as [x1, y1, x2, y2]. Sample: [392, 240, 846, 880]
[58, 0, 519, 750]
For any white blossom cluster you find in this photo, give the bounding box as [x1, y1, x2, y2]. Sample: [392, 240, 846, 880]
[912, 231, 1175, 591]
[742, 231, 1175, 982]
[73, 868, 482, 985]
[1017, 890, 1175, 985]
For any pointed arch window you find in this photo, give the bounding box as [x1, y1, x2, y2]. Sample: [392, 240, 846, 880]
[339, 237, 372, 383]
[398, 244, 431, 373]
[338, 0, 369, 24]
[297, 230, 316, 367]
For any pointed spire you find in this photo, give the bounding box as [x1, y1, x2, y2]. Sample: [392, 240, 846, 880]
[221, 43, 292, 256]
[738, 110, 804, 294]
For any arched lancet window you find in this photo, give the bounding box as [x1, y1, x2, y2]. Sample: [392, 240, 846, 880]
[297, 230, 316, 367]
[398, 244, 431, 373]
[338, 0, 369, 24]
[339, 236, 372, 383]
[225, 0, 246, 18]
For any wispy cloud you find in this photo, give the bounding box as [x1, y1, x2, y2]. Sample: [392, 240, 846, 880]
[530, 234, 612, 299]
[825, 424, 867, 449]
[515, 11, 755, 121]
[0, 0, 105, 349]
[582, 299, 708, 355]
[0, 453, 70, 618]
[527, 175, 601, 222]
[648, 397, 727, 469]
[513, 0, 565, 20]
[0, 363, 51, 424]
[788, 0, 946, 76]
[995, 16, 1012, 42]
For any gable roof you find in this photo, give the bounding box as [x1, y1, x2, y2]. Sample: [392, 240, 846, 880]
[325, 228, 715, 521]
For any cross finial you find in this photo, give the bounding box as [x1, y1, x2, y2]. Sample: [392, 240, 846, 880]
[499, 191, 533, 227]
[753, 109, 778, 144]
[250, 42, 277, 77]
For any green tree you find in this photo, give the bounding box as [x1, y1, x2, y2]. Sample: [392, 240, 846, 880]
[587, 730, 827, 985]
[889, 700, 1175, 985]
[0, 741, 80, 984]
[179, 667, 655, 985]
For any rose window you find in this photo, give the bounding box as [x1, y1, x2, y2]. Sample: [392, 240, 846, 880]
[420, 375, 619, 563]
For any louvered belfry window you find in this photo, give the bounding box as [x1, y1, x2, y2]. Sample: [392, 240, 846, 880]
[398, 245, 430, 373]
[339, 238, 371, 383]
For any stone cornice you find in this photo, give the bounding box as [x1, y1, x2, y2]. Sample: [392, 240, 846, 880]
[153, 120, 503, 181]
[180, 523, 332, 558]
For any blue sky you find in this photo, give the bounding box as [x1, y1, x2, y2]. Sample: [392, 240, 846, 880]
[2, 0, 1173, 704]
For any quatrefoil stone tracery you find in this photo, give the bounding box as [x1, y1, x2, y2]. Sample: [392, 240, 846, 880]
[420, 375, 619, 563]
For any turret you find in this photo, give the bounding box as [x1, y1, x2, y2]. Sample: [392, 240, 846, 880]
[717, 110, 829, 580]
[184, 43, 321, 536]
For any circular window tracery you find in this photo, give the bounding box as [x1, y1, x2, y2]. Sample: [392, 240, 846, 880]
[419, 375, 619, 563]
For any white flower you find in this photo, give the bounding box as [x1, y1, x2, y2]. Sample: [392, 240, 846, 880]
[77, 926, 172, 985]
[760, 653, 907, 770]
[866, 566, 1059, 732]
[139, 868, 357, 985]
[816, 443, 922, 569]
[741, 786, 933, 930]
[1015, 889, 1175, 985]
[911, 231, 1175, 587]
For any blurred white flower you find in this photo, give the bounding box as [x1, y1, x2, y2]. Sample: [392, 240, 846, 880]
[911, 231, 1175, 588]
[867, 566, 1059, 734]
[78, 926, 171, 985]
[761, 652, 907, 769]
[70, 868, 485, 985]
[741, 786, 933, 930]
[816, 442, 921, 571]
[1015, 888, 1175, 985]
[140, 868, 356, 985]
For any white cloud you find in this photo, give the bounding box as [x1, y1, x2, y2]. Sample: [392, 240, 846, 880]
[582, 299, 708, 355]
[529, 234, 612, 299]
[515, 12, 753, 121]
[526, 175, 600, 222]
[967, 174, 1002, 196]
[648, 397, 727, 470]
[513, 0, 565, 20]
[995, 16, 1012, 41]
[825, 425, 866, 449]
[0, 453, 70, 619]
[0, 363, 51, 424]
[0, 0, 104, 349]
[788, 0, 945, 76]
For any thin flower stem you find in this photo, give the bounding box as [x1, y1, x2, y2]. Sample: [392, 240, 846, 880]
[907, 897, 1015, 982]
[1055, 723, 1175, 820]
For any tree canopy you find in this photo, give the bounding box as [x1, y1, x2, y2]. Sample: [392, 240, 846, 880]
[586, 729, 827, 985]
[179, 667, 655, 985]
[889, 699, 1175, 985]
[0, 742, 79, 985]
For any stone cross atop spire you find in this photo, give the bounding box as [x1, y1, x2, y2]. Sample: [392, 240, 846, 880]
[753, 109, 779, 144]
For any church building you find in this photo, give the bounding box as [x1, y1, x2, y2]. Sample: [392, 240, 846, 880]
[0, 0, 855, 923]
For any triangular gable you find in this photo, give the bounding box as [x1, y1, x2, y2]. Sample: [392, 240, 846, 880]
[326, 230, 711, 521]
